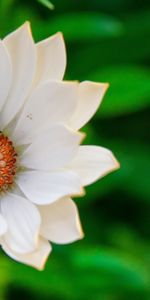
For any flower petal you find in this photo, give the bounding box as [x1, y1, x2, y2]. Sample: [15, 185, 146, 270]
[13, 81, 78, 144]
[1, 192, 41, 254]
[0, 41, 12, 111]
[1, 22, 36, 129]
[16, 170, 84, 205]
[0, 214, 8, 236]
[34, 32, 66, 85]
[68, 145, 120, 186]
[1, 237, 51, 270]
[20, 124, 83, 171]
[69, 81, 108, 130]
[39, 197, 84, 244]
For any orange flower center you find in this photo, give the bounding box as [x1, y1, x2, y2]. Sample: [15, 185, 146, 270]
[0, 133, 17, 191]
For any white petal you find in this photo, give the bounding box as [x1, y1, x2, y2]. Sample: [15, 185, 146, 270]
[1, 192, 41, 254]
[0, 22, 36, 129]
[16, 170, 84, 205]
[13, 81, 78, 144]
[0, 41, 12, 111]
[69, 81, 108, 130]
[20, 124, 83, 171]
[39, 198, 84, 244]
[69, 145, 120, 186]
[34, 32, 66, 86]
[1, 237, 51, 270]
[0, 214, 7, 236]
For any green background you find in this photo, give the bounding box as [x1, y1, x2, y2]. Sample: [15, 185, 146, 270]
[0, 0, 150, 299]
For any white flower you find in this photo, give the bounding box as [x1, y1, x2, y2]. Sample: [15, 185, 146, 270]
[0, 22, 119, 270]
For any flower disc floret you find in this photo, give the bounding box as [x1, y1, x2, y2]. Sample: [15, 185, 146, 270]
[0, 134, 17, 191]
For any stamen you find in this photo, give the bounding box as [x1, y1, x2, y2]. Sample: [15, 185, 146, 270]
[0, 161, 6, 168]
[0, 153, 3, 160]
[0, 134, 17, 191]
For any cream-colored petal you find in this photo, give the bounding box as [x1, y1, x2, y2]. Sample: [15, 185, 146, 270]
[20, 124, 83, 171]
[34, 32, 66, 86]
[0, 41, 12, 111]
[16, 170, 84, 205]
[0, 22, 36, 129]
[0, 214, 8, 236]
[69, 81, 108, 130]
[1, 237, 51, 270]
[1, 192, 41, 254]
[12, 81, 78, 145]
[39, 197, 84, 244]
[68, 145, 120, 186]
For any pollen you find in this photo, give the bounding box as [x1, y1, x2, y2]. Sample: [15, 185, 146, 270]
[0, 133, 17, 191]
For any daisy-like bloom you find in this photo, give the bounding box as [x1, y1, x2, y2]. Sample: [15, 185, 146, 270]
[0, 22, 119, 270]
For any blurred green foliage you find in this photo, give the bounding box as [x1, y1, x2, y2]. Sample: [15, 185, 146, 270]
[0, 0, 150, 299]
[37, 0, 54, 10]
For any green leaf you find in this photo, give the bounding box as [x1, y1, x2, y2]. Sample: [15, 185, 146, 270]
[68, 11, 150, 79]
[101, 140, 150, 203]
[71, 246, 150, 293]
[89, 65, 150, 117]
[0, 254, 11, 299]
[37, 0, 54, 10]
[35, 13, 123, 42]
[0, 0, 15, 14]
[121, 143, 150, 202]
[6, 243, 150, 299]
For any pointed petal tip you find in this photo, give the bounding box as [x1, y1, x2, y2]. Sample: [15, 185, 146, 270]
[55, 31, 64, 39]
[35, 245, 52, 271]
[37, 31, 64, 45]
[103, 82, 109, 92]
[69, 80, 110, 131]
[15, 21, 32, 34]
[55, 183, 85, 201]
[63, 79, 79, 85]
[73, 185, 86, 198]
[74, 204, 85, 241]
[25, 21, 32, 35]
[97, 81, 109, 95]
[80, 186, 86, 197]
[23, 20, 31, 28]
[68, 145, 120, 187]
[54, 32, 65, 49]
[3, 21, 33, 43]
[63, 125, 86, 145]
[51, 31, 64, 40]
[18, 21, 34, 42]
[79, 131, 87, 144]
[35, 30, 66, 82]
[110, 151, 120, 171]
[98, 148, 120, 175]
[78, 223, 85, 240]
[2, 238, 52, 271]
[81, 80, 109, 90]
